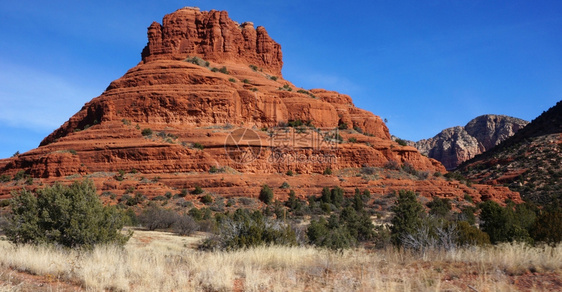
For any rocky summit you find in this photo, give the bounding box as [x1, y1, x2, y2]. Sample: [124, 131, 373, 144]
[415, 115, 528, 170]
[0, 8, 520, 204]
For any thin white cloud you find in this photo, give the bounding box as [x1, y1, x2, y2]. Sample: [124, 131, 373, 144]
[0, 61, 97, 131]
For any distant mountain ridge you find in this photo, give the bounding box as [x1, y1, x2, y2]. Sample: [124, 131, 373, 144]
[413, 115, 528, 170]
[458, 101, 562, 206]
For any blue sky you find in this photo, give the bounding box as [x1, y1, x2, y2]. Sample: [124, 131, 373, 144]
[1, 1, 561, 158]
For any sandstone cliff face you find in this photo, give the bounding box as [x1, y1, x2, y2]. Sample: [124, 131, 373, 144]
[0, 7, 521, 204]
[415, 115, 528, 170]
[141, 7, 283, 76]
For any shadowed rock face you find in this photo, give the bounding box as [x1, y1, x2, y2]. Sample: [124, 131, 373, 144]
[458, 101, 562, 205]
[0, 7, 523, 204]
[415, 115, 528, 170]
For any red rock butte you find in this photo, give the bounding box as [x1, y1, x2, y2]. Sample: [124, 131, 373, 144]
[0, 7, 520, 204]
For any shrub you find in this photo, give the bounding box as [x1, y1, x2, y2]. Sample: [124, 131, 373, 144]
[192, 143, 204, 150]
[456, 221, 490, 246]
[209, 165, 226, 173]
[427, 198, 452, 218]
[395, 138, 408, 146]
[384, 160, 400, 170]
[307, 216, 355, 250]
[280, 84, 292, 91]
[479, 200, 533, 244]
[323, 167, 332, 175]
[458, 206, 477, 225]
[114, 170, 125, 181]
[5, 180, 130, 248]
[192, 186, 204, 195]
[179, 189, 188, 197]
[173, 214, 199, 236]
[228, 78, 236, 83]
[320, 187, 332, 204]
[138, 205, 178, 231]
[13, 170, 26, 181]
[121, 192, 145, 206]
[188, 208, 203, 221]
[330, 186, 344, 208]
[285, 190, 298, 209]
[239, 197, 255, 206]
[259, 185, 274, 205]
[416, 171, 430, 180]
[286, 170, 294, 176]
[0, 174, 11, 183]
[0, 199, 10, 207]
[218, 66, 229, 74]
[340, 207, 375, 241]
[348, 137, 357, 143]
[400, 217, 458, 252]
[280, 182, 290, 189]
[141, 128, 153, 136]
[249, 64, 258, 71]
[444, 172, 467, 182]
[242, 79, 250, 84]
[287, 120, 303, 127]
[338, 122, 348, 130]
[531, 210, 562, 245]
[201, 209, 297, 250]
[270, 76, 278, 81]
[401, 162, 418, 176]
[201, 194, 213, 205]
[176, 200, 193, 208]
[360, 166, 377, 175]
[352, 190, 364, 211]
[185, 56, 208, 67]
[123, 208, 139, 227]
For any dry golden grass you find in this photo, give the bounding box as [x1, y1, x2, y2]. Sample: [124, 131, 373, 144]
[0, 231, 561, 291]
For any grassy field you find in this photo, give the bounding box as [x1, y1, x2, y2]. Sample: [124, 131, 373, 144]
[0, 229, 561, 291]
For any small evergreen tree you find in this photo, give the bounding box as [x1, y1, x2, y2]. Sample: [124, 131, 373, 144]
[390, 190, 424, 246]
[286, 190, 298, 210]
[259, 185, 274, 205]
[6, 180, 130, 248]
[320, 187, 332, 204]
[531, 210, 562, 245]
[427, 197, 452, 218]
[479, 200, 510, 244]
[479, 200, 533, 244]
[330, 186, 344, 208]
